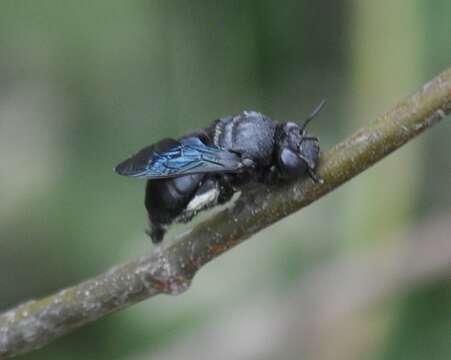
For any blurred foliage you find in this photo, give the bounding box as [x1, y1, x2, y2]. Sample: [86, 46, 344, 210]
[0, 1, 450, 359]
[383, 281, 451, 360]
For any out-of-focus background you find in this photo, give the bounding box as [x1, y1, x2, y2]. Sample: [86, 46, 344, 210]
[1, 1, 450, 359]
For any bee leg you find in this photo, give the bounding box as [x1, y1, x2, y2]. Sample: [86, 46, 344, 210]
[217, 175, 235, 204]
[178, 178, 222, 223]
[308, 168, 324, 184]
[240, 159, 279, 185]
[257, 165, 281, 185]
[267, 165, 280, 183]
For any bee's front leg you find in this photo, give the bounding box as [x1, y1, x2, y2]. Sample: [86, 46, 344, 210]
[256, 165, 281, 185]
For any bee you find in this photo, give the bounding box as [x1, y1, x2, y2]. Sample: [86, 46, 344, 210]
[115, 100, 325, 243]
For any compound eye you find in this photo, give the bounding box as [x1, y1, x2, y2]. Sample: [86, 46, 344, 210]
[279, 148, 306, 177]
[299, 139, 320, 169]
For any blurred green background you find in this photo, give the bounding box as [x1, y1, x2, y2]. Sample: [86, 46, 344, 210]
[1, 1, 450, 359]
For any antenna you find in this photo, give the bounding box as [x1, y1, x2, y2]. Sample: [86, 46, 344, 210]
[299, 99, 327, 132]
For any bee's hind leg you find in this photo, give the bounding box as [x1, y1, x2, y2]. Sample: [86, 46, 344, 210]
[178, 177, 235, 223]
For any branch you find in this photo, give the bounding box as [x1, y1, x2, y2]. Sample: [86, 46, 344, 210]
[1, 67, 451, 359]
[143, 212, 451, 360]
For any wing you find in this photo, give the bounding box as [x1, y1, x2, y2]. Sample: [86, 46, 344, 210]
[114, 137, 243, 179]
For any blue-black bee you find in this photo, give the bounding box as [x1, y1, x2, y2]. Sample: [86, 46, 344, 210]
[115, 100, 326, 243]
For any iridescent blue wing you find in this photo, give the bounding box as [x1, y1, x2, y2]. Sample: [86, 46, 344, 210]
[115, 137, 243, 179]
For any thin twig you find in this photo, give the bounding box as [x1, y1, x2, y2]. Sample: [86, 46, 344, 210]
[1, 67, 451, 359]
[142, 212, 451, 360]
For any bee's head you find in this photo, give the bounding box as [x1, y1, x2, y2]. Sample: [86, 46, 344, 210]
[275, 100, 325, 183]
